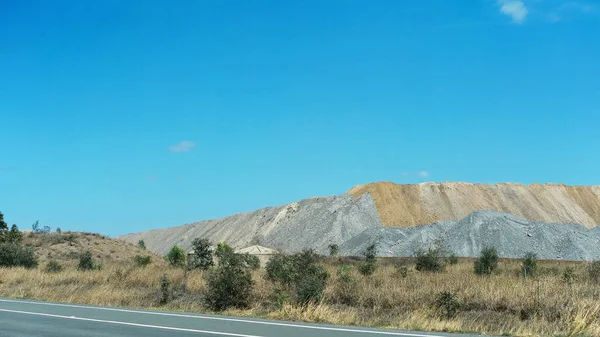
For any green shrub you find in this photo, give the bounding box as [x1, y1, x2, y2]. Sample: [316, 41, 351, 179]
[159, 274, 170, 305]
[77, 251, 98, 271]
[188, 238, 214, 270]
[45, 260, 63, 273]
[67, 233, 76, 246]
[328, 244, 339, 257]
[435, 291, 460, 318]
[137, 240, 146, 250]
[415, 247, 445, 272]
[265, 250, 329, 304]
[242, 254, 261, 270]
[296, 264, 328, 304]
[134, 255, 152, 267]
[521, 252, 538, 278]
[166, 245, 186, 268]
[474, 247, 499, 275]
[588, 261, 600, 282]
[364, 243, 377, 264]
[358, 261, 376, 276]
[266, 250, 320, 285]
[446, 253, 459, 265]
[0, 243, 38, 268]
[204, 244, 254, 311]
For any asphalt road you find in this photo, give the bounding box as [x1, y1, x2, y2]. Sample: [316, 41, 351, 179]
[0, 298, 482, 337]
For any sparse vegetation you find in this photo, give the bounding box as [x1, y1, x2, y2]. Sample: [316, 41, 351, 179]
[1, 252, 599, 336]
[474, 247, 499, 275]
[137, 240, 146, 250]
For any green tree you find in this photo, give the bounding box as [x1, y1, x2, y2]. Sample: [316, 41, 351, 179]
[189, 238, 214, 270]
[166, 245, 186, 268]
[474, 247, 499, 275]
[7, 224, 23, 244]
[0, 212, 8, 242]
[204, 243, 254, 311]
[137, 240, 146, 250]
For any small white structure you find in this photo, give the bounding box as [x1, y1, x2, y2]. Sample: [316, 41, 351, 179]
[235, 245, 278, 267]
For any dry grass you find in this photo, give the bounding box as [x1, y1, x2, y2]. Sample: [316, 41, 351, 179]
[1, 256, 599, 337]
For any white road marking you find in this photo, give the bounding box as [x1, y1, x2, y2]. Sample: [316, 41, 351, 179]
[0, 299, 445, 337]
[0, 308, 262, 337]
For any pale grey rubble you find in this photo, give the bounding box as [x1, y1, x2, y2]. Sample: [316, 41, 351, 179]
[118, 193, 600, 261]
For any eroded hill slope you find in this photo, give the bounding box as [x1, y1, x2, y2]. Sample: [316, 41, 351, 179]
[348, 182, 600, 228]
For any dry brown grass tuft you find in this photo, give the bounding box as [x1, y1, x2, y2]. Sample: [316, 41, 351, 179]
[1, 255, 599, 337]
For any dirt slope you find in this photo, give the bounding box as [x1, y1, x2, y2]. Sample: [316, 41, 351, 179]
[23, 232, 161, 264]
[348, 182, 600, 229]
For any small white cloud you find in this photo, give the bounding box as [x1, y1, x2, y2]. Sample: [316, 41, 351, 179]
[417, 171, 430, 178]
[499, 0, 528, 23]
[169, 141, 197, 153]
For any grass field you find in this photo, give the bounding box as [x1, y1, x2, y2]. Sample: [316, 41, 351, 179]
[1, 253, 599, 337]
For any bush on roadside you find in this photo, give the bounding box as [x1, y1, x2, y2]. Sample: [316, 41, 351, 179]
[435, 291, 460, 319]
[77, 250, 99, 271]
[414, 247, 445, 272]
[0, 243, 38, 268]
[265, 249, 329, 304]
[296, 264, 329, 304]
[522, 252, 538, 278]
[45, 260, 63, 273]
[474, 247, 499, 275]
[134, 255, 152, 267]
[204, 243, 254, 311]
[166, 245, 186, 268]
[159, 274, 171, 305]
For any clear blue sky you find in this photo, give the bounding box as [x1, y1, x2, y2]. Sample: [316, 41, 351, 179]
[1, 1, 598, 236]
